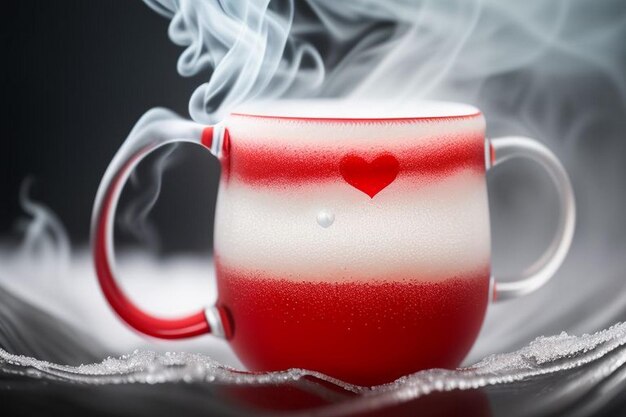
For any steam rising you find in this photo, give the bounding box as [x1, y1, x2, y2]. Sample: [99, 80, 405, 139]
[119, 145, 178, 253]
[16, 179, 70, 282]
[145, 0, 626, 120]
[144, 0, 324, 123]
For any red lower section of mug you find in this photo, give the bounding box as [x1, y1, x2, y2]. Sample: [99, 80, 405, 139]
[216, 267, 490, 386]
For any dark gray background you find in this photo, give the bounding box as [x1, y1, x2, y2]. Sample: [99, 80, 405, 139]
[1, 1, 220, 253]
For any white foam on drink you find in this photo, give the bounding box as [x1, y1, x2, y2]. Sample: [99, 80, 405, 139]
[226, 104, 485, 145]
[215, 170, 490, 282]
[232, 99, 480, 120]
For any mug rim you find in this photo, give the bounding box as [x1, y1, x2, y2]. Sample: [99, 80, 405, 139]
[230, 99, 482, 122]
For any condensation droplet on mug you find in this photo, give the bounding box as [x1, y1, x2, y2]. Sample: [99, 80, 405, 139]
[317, 210, 335, 228]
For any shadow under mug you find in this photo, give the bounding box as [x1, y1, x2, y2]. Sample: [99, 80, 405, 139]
[92, 100, 575, 386]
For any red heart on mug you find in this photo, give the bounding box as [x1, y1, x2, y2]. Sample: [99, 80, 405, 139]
[340, 153, 399, 198]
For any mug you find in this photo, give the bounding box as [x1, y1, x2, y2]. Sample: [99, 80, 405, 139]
[92, 100, 575, 386]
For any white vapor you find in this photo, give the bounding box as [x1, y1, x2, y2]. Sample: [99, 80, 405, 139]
[144, 0, 324, 123]
[144, 0, 626, 119]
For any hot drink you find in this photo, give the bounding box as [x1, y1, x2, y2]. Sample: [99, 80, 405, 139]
[92, 100, 575, 385]
[212, 103, 491, 384]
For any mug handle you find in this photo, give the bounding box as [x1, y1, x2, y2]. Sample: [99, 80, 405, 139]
[91, 110, 231, 339]
[487, 136, 576, 301]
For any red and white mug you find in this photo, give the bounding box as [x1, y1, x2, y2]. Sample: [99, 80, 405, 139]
[92, 100, 575, 386]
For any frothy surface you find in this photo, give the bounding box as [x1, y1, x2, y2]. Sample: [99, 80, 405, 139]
[232, 99, 480, 120]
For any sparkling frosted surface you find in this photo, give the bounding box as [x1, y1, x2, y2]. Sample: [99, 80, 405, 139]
[2, 322, 626, 415]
